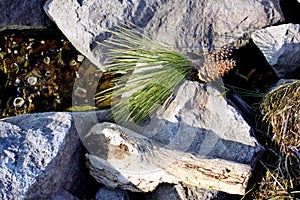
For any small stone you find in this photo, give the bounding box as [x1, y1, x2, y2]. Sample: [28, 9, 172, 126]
[13, 97, 25, 107]
[69, 59, 77, 66]
[45, 70, 51, 77]
[49, 190, 80, 200]
[77, 55, 85, 62]
[15, 78, 21, 85]
[144, 183, 226, 200]
[44, 56, 51, 64]
[95, 188, 129, 200]
[74, 87, 87, 98]
[27, 76, 38, 86]
[252, 23, 300, 78]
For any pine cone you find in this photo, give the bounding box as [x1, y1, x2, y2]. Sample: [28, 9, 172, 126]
[196, 45, 236, 82]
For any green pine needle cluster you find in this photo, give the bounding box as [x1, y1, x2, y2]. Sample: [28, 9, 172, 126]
[95, 24, 194, 124]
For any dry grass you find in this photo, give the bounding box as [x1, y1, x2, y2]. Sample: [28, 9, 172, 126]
[253, 80, 300, 199]
[261, 80, 300, 151]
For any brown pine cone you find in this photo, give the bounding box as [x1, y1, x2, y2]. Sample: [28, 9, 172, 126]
[195, 45, 237, 82]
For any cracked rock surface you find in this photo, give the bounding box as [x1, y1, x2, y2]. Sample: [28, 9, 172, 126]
[252, 23, 300, 78]
[0, 112, 83, 199]
[44, 0, 284, 70]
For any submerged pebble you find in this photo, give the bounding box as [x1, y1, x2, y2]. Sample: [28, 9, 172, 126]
[74, 87, 87, 98]
[13, 97, 25, 107]
[27, 76, 38, 86]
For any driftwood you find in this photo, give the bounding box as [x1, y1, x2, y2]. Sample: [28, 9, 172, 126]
[85, 122, 252, 195]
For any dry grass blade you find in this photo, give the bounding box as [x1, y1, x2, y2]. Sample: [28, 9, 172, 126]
[257, 80, 300, 199]
[261, 80, 300, 151]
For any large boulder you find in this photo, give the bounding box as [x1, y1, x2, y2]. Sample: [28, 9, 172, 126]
[252, 23, 300, 78]
[85, 81, 264, 195]
[141, 81, 263, 165]
[0, 110, 109, 200]
[44, 0, 284, 70]
[0, 112, 81, 199]
[0, 0, 53, 31]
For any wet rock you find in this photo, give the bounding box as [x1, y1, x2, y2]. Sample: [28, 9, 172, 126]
[85, 81, 264, 195]
[95, 187, 129, 200]
[0, 0, 53, 31]
[0, 35, 85, 119]
[0, 110, 110, 200]
[252, 23, 300, 78]
[44, 0, 284, 70]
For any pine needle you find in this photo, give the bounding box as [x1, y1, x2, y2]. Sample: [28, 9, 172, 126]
[95, 23, 194, 125]
[95, 22, 237, 125]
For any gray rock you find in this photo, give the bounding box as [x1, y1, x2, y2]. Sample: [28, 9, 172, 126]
[0, 111, 110, 200]
[139, 81, 263, 165]
[85, 81, 264, 195]
[95, 187, 129, 200]
[44, 0, 284, 70]
[268, 79, 299, 92]
[72, 110, 112, 151]
[0, 112, 81, 199]
[145, 183, 228, 200]
[0, 0, 53, 31]
[252, 23, 300, 78]
[49, 190, 80, 200]
[182, 185, 229, 200]
[145, 184, 187, 200]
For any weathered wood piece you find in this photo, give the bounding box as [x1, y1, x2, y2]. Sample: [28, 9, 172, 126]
[85, 122, 251, 195]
